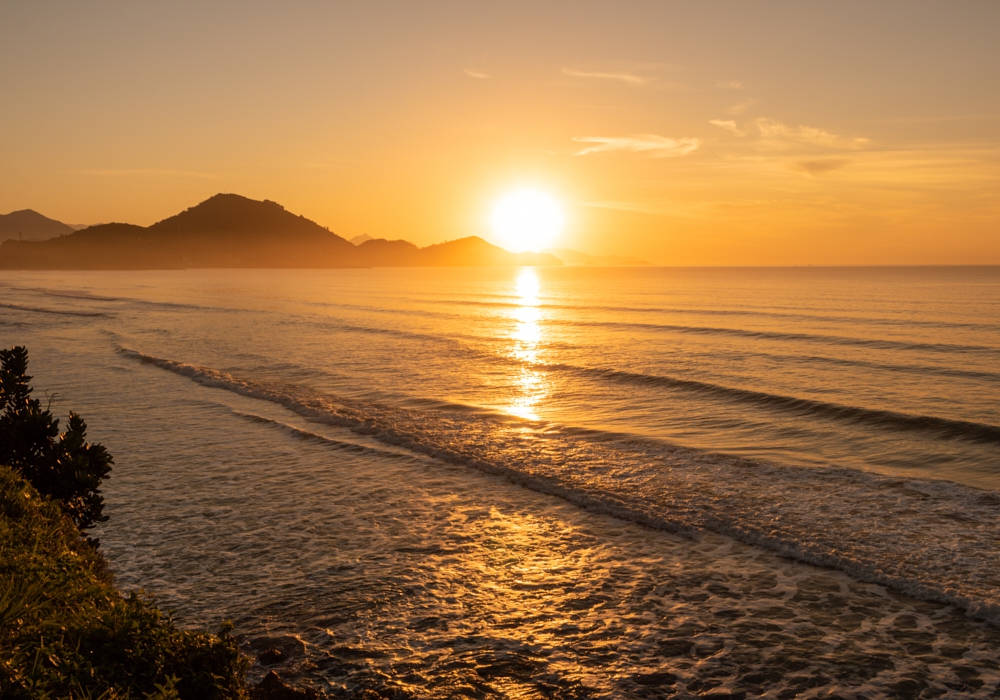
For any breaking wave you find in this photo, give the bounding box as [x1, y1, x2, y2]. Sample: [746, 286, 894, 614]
[0, 302, 110, 318]
[117, 345, 1000, 627]
[551, 318, 1000, 355]
[545, 363, 1000, 445]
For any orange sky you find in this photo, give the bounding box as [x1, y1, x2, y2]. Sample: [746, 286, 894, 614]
[2, 1, 999, 264]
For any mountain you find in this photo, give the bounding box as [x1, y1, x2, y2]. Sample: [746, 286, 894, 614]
[353, 238, 422, 267]
[333, 236, 560, 267]
[142, 194, 357, 268]
[0, 195, 356, 269]
[349, 233, 374, 245]
[0, 210, 77, 242]
[421, 237, 558, 267]
[0, 194, 563, 270]
[544, 247, 651, 267]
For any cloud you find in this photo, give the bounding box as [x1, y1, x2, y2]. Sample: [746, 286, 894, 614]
[727, 98, 757, 115]
[562, 68, 648, 86]
[580, 199, 703, 218]
[463, 68, 490, 79]
[709, 119, 745, 136]
[579, 200, 672, 216]
[573, 134, 700, 157]
[756, 118, 870, 149]
[795, 158, 851, 175]
[717, 80, 743, 90]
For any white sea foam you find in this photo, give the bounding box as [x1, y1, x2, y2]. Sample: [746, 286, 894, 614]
[116, 345, 1000, 629]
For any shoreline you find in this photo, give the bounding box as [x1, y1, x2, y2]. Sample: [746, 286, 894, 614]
[0, 464, 323, 699]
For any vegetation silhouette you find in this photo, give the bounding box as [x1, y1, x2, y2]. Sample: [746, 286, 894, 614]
[0, 193, 564, 269]
[0, 465, 249, 699]
[0, 346, 112, 540]
[0, 348, 321, 698]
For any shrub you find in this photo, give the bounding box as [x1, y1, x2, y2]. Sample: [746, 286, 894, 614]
[0, 465, 249, 699]
[0, 346, 113, 537]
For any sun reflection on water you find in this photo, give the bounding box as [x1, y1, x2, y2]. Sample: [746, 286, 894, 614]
[507, 269, 548, 420]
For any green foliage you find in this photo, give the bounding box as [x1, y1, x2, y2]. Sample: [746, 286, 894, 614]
[0, 346, 113, 536]
[0, 466, 249, 699]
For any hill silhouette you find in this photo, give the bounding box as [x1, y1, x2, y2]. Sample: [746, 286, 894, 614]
[0, 209, 77, 242]
[420, 237, 557, 267]
[0, 194, 562, 270]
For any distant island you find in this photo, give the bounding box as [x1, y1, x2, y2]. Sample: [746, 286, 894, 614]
[0, 209, 87, 242]
[0, 194, 649, 270]
[0, 194, 561, 270]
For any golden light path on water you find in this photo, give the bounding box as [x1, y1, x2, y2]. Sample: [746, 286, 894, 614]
[5, 269, 1000, 696]
[507, 268, 548, 420]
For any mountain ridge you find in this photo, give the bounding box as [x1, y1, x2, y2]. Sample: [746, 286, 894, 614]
[0, 209, 77, 242]
[0, 194, 562, 270]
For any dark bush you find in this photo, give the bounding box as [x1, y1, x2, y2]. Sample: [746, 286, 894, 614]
[0, 465, 250, 699]
[0, 345, 112, 536]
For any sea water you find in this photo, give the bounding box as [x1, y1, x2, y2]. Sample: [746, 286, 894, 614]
[1, 266, 999, 698]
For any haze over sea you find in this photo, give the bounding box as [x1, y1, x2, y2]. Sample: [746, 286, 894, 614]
[2, 265, 1000, 698]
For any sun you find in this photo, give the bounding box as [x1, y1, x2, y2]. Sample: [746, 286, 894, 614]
[490, 189, 564, 253]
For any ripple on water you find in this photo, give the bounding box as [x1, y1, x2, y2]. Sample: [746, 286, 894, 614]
[5, 271, 998, 699]
[95, 388, 1000, 699]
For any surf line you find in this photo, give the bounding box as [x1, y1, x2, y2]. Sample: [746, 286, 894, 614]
[116, 345, 1000, 628]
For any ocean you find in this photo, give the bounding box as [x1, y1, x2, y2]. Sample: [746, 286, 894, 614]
[1, 266, 999, 698]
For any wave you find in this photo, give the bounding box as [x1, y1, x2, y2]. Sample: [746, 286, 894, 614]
[746, 350, 1000, 383]
[0, 302, 110, 318]
[13, 286, 245, 315]
[231, 410, 424, 462]
[23, 286, 489, 351]
[335, 321, 469, 347]
[432, 298, 1000, 333]
[35, 289, 127, 303]
[116, 345, 1000, 627]
[18, 282, 996, 361]
[550, 318, 1000, 355]
[544, 363, 1000, 445]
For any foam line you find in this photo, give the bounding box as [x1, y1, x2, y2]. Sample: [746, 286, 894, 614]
[0, 303, 110, 318]
[117, 345, 1000, 627]
[545, 363, 1000, 445]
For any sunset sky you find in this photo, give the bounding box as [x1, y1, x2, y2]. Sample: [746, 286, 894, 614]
[2, 1, 998, 264]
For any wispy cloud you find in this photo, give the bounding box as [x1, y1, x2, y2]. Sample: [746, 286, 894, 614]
[580, 200, 667, 215]
[727, 98, 757, 115]
[717, 80, 743, 90]
[756, 118, 870, 149]
[463, 68, 490, 79]
[573, 134, 700, 157]
[562, 68, 649, 86]
[580, 199, 702, 218]
[72, 168, 217, 179]
[795, 158, 852, 175]
[709, 119, 745, 136]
